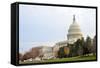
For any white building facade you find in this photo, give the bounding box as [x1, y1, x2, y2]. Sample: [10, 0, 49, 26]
[41, 46, 54, 59]
[67, 15, 83, 44]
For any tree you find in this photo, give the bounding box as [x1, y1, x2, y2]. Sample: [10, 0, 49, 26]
[29, 47, 41, 59]
[22, 52, 31, 61]
[91, 35, 96, 55]
[70, 44, 76, 57]
[67, 43, 76, 57]
[21, 47, 41, 61]
[64, 47, 70, 56]
[58, 47, 64, 58]
[19, 53, 23, 61]
[68, 38, 84, 57]
[79, 37, 85, 56]
[73, 39, 82, 56]
[83, 36, 92, 55]
[58, 46, 70, 58]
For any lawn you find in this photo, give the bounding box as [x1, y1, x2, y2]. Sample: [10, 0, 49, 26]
[44, 55, 96, 63]
[19, 55, 96, 64]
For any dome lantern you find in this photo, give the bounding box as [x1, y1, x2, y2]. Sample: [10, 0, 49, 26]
[73, 15, 75, 23]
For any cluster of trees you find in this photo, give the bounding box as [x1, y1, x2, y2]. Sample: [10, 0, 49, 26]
[19, 47, 42, 61]
[58, 46, 70, 58]
[57, 36, 96, 58]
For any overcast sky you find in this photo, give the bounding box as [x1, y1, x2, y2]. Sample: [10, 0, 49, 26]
[19, 4, 96, 53]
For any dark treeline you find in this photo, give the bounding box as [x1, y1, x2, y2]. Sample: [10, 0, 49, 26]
[57, 36, 96, 58]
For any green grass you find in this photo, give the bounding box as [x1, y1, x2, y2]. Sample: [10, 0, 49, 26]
[44, 55, 96, 63]
[19, 55, 96, 64]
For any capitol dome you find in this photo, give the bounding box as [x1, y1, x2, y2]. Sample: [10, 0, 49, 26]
[67, 15, 83, 44]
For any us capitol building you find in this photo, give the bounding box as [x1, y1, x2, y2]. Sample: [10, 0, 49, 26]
[27, 15, 83, 60]
[40, 15, 83, 59]
[52, 15, 83, 58]
[67, 15, 83, 44]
